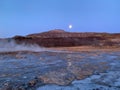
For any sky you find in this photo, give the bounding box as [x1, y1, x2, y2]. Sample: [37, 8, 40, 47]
[0, 0, 120, 37]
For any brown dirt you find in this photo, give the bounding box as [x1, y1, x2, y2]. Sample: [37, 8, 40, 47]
[47, 46, 120, 52]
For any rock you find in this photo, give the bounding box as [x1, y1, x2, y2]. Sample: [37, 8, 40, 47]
[28, 79, 37, 87]
[39, 69, 75, 85]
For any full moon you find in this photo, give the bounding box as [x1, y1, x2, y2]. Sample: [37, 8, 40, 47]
[69, 25, 72, 29]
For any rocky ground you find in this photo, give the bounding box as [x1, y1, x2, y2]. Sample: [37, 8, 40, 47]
[0, 49, 120, 90]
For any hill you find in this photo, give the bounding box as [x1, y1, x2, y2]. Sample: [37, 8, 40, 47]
[13, 29, 120, 47]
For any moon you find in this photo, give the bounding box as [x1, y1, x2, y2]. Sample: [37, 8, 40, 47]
[69, 25, 72, 29]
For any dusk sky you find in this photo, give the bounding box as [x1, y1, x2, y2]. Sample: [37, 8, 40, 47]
[0, 0, 120, 37]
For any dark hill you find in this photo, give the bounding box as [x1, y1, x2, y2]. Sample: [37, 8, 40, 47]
[13, 29, 120, 47]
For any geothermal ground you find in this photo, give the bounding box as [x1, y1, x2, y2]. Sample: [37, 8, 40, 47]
[0, 48, 120, 90]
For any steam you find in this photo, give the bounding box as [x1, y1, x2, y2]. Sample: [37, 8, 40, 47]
[0, 39, 46, 52]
